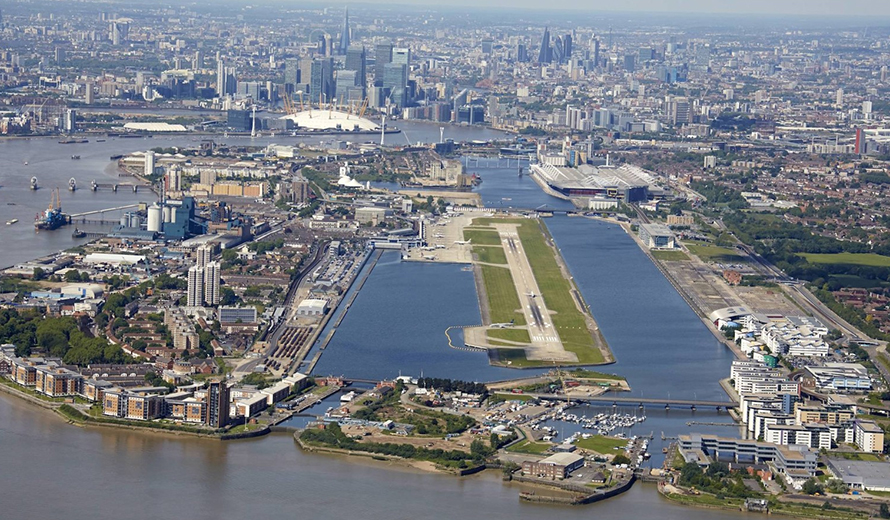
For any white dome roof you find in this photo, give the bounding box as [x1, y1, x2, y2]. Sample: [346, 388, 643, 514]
[280, 109, 380, 131]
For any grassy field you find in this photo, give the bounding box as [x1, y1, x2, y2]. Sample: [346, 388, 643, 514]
[651, 250, 690, 261]
[567, 369, 625, 381]
[462, 229, 502, 245]
[488, 328, 531, 344]
[473, 245, 508, 265]
[573, 435, 627, 454]
[489, 348, 552, 368]
[505, 439, 552, 454]
[479, 265, 527, 326]
[800, 252, 890, 267]
[684, 243, 745, 262]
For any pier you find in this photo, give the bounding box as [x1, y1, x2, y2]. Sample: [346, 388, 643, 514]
[527, 393, 737, 410]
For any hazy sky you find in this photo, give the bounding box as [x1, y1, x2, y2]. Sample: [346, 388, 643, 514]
[321, 0, 890, 17]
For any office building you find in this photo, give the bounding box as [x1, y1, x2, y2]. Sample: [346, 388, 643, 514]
[335, 70, 358, 101]
[338, 7, 350, 54]
[537, 27, 551, 63]
[639, 223, 676, 248]
[383, 63, 408, 108]
[110, 20, 129, 46]
[188, 266, 204, 307]
[219, 306, 258, 324]
[310, 58, 334, 105]
[344, 45, 367, 95]
[375, 41, 393, 86]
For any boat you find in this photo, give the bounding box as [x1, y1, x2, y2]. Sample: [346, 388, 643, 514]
[340, 391, 357, 403]
[71, 155, 81, 160]
[96, 139, 106, 142]
[34, 188, 70, 231]
[6, 219, 17, 225]
[461, 266, 473, 272]
[72, 228, 86, 238]
[23, 161, 28, 166]
[29, 176, 37, 190]
[68, 178, 77, 191]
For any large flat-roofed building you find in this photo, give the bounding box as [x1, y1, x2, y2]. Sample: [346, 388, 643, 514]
[296, 299, 328, 317]
[218, 306, 258, 324]
[522, 452, 585, 479]
[826, 459, 890, 491]
[530, 162, 655, 202]
[638, 223, 676, 249]
[805, 364, 871, 393]
[679, 434, 817, 477]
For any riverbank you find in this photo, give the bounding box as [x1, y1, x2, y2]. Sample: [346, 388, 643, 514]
[0, 374, 269, 440]
[618, 221, 747, 363]
[658, 481, 872, 520]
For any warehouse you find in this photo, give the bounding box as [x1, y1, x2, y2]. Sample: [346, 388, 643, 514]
[296, 299, 328, 317]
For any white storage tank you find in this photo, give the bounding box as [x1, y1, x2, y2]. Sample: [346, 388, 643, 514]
[147, 205, 162, 232]
[163, 205, 173, 223]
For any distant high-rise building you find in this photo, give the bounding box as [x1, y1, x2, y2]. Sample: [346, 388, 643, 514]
[144, 150, 156, 177]
[563, 34, 572, 61]
[383, 62, 408, 108]
[194, 50, 204, 70]
[317, 34, 333, 56]
[166, 167, 182, 192]
[695, 44, 710, 68]
[537, 27, 551, 63]
[882, 65, 889, 83]
[553, 36, 565, 64]
[516, 43, 528, 63]
[196, 244, 213, 268]
[335, 70, 358, 101]
[310, 58, 335, 105]
[393, 48, 410, 67]
[836, 88, 844, 107]
[590, 38, 600, 66]
[216, 59, 227, 96]
[187, 266, 204, 307]
[63, 109, 77, 133]
[110, 20, 129, 46]
[624, 54, 636, 72]
[669, 97, 691, 125]
[284, 58, 300, 90]
[84, 83, 94, 105]
[481, 39, 493, 54]
[206, 380, 229, 428]
[375, 41, 393, 86]
[204, 261, 220, 306]
[338, 7, 350, 55]
[344, 45, 367, 95]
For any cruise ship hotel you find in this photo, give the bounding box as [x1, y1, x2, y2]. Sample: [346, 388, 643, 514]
[530, 159, 663, 203]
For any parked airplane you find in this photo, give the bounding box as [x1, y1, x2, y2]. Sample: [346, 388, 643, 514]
[453, 239, 472, 245]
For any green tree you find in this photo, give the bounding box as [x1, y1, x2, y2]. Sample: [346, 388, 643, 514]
[802, 478, 824, 495]
[880, 503, 890, 519]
